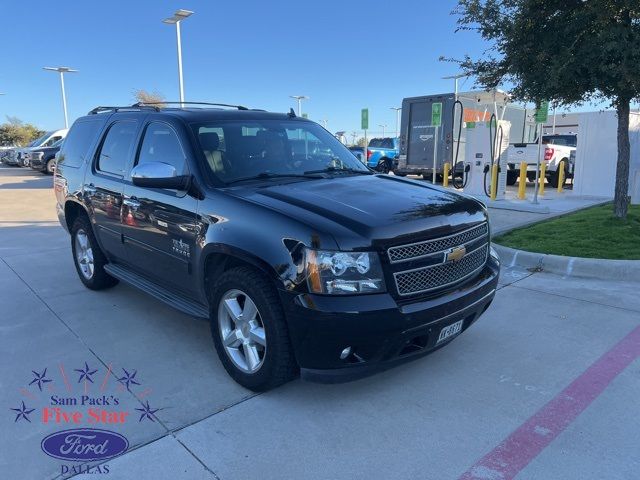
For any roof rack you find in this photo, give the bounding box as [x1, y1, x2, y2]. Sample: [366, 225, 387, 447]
[88, 105, 160, 115]
[132, 101, 249, 110]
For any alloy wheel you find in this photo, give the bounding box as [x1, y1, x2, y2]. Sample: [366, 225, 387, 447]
[217, 289, 267, 373]
[74, 229, 94, 279]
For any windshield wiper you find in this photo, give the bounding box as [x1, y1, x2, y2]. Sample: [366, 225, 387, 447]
[226, 172, 324, 185]
[303, 166, 373, 175]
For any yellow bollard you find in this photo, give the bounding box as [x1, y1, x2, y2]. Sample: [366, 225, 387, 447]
[490, 163, 499, 200]
[557, 160, 565, 193]
[517, 161, 527, 200]
[443, 162, 450, 187]
[538, 161, 547, 196]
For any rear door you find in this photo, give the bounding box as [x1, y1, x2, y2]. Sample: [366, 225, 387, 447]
[121, 121, 198, 297]
[86, 117, 141, 262]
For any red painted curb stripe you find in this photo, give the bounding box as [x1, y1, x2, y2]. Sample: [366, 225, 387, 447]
[459, 324, 640, 480]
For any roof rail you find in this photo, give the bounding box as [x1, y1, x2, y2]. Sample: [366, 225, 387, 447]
[88, 105, 160, 115]
[132, 101, 249, 110]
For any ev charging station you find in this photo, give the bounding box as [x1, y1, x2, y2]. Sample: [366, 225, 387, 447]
[462, 120, 511, 200]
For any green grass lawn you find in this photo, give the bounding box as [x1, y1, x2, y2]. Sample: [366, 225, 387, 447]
[494, 203, 640, 259]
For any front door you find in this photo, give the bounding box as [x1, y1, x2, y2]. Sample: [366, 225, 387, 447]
[121, 121, 198, 297]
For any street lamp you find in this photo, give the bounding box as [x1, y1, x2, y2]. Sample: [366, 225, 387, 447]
[163, 9, 194, 107]
[378, 124, 387, 138]
[289, 95, 309, 116]
[390, 107, 401, 138]
[43, 67, 78, 129]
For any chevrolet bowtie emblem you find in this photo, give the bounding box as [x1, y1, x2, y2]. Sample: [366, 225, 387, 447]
[446, 246, 466, 263]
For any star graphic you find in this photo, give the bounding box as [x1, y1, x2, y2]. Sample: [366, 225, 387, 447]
[11, 401, 35, 423]
[74, 362, 98, 383]
[117, 368, 141, 390]
[29, 368, 52, 391]
[135, 400, 160, 422]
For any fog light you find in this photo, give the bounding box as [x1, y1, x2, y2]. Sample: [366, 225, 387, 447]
[340, 347, 352, 360]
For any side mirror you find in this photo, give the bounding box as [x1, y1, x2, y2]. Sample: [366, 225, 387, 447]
[131, 161, 190, 190]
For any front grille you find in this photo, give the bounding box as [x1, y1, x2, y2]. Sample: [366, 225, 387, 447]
[393, 244, 488, 296]
[388, 223, 488, 263]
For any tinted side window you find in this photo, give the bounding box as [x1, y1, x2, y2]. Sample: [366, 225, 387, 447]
[97, 121, 137, 176]
[136, 123, 186, 174]
[57, 121, 102, 168]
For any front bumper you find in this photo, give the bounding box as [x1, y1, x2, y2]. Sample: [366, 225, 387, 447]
[280, 256, 499, 383]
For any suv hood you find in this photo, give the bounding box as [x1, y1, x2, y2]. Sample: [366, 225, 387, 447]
[231, 175, 487, 250]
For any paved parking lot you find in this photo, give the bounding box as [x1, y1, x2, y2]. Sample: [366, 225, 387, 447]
[1, 167, 639, 480]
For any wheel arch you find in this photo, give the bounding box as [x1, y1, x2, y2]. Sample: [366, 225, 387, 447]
[200, 245, 288, 305]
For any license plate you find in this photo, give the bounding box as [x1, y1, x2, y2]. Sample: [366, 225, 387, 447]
[437, 319, 464, 344]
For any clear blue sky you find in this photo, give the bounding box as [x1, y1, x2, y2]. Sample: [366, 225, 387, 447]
[1, 0, 492, 136]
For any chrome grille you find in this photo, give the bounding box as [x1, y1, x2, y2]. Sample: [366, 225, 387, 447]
[388, 223, 488, 263]
[393, 244, 488, 296]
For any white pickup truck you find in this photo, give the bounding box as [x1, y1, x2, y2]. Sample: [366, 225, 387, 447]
[507, 134, 577, 187]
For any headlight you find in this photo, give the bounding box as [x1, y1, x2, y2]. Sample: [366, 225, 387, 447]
[490, 245, 500, 261]
[304, 248, 386, 295]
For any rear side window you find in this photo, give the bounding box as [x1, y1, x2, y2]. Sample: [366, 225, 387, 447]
[136, 123, 187, 174]
[57, 121, 102, 168]
[97, 121, 138, 176]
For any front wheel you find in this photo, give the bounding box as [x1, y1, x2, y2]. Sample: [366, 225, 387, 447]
[45, 158, 56, 174]
[210, 266, 297, 391]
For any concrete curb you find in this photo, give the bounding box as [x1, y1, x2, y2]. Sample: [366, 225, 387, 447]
[493, 244, 640, 282]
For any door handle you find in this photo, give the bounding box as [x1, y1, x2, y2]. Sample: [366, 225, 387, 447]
[84, 183, 97, 194]
[123, 197, 141, 209]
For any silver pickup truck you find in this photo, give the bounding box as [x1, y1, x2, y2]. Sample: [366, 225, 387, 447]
[507, 134, 577, 187]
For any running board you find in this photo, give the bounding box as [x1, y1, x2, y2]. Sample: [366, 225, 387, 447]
[104, 264, 209, 319]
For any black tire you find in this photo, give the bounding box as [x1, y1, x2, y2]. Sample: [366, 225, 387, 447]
[377, 158, 391, 174]
[548, 162, 568, 188]
[506, 171, 519, 186]
[394, 171, 407, 177]
[210, 266, 297, 391]
[45, 158, 56, 175]
[526, 172, 537, 182]
[70, 216, 118, 290]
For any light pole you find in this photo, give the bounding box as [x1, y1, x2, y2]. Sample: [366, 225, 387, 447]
[320, 119, 328, 129]
[43, 67, 78, 129]
[378, 124, 387, 138]
[390, 107, 401, 138]
[289, 95, 309, 116]
[163, 9, 194, 107]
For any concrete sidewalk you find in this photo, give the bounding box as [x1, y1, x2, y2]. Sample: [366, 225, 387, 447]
[2, 168, 638, 480]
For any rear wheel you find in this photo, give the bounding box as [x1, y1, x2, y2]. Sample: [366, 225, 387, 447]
[377, 158, 391, 174]
[506, 171, 519, 186]
[548, 161, 569, 188]
[71, 216, 118, 290]
[210, 266, 297, 391]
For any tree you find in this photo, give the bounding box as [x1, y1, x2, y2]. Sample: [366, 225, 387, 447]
[455, 0, 640, 218]
[133, 89, 166, 106]
[0, 117, 44, 146]
[357, 137, 368, 147]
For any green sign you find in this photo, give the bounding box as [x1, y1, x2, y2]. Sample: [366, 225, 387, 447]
[431, 102, 442, 127]
[466, 121, 476, 129]
[535, 100, 549, 123]
[301, 113, 308, 119]
[361, 108, 369, 130]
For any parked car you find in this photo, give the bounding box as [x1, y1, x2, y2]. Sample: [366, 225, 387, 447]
[30, 138, 64, 174]
[55, 103, 499, 391]
[0, 146, 18, 164]
[18, 129, 68, 167]
[507, 134, 577, 187]
[366, 137, 399, 173]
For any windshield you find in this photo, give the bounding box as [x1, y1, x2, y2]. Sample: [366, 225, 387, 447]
[31, 131, 54, 147]
[192, 120, 369, 183]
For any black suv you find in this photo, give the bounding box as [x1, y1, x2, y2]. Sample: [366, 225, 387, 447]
[54, 103, 499, 391]
[30, 138, 63, 174]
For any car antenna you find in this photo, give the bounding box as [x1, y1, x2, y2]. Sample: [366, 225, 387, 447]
[288, 108, 296, 118]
